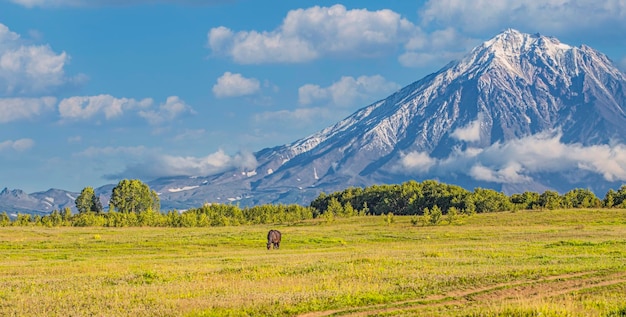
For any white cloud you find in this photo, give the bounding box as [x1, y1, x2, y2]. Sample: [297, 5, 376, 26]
[397, 131, 626, 184]
[138, 96, 195, 125]
[398, 151, 436, 173]
[212, 72, 261, 98]
[0, 23, 75, 96]
[75, 144, 258, 180]
[298, 75, 400, 107]
[469, 163, 532, 184]
[10, 0, 227, 7]
[207, 4, 417, 64]
[58, 94, 152, 121]
[420, 0, 626, 35]
[155, 150, 257, 176]
[102, 149, 258, 180]
[0, 138, 34, 152]
[0, 97, 56, 123]
[450, 114, 483, 142]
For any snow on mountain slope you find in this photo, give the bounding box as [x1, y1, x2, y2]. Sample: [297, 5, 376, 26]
[221, 28, 626, 203]
[4, 29, 626, 213]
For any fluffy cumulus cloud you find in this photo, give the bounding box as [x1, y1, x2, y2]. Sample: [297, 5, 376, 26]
[0, 97, 56, 123]
[0, 138, 34, 152]
[9, 0, 227, 7]
[212, 72, 261, 98]
[208, 4, 418, 64]
[138, 96, 195, 125]
[0, 23, 75, 96]
[419, 0, 626, 35]
[298, 75, 400, 107]
[58, 94, 152, 121]
[396, 131, 626, 184]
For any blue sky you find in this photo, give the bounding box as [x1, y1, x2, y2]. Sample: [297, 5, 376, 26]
[1, 0, 626, 193]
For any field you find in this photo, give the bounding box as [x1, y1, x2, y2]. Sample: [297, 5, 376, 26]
[0, 209, 625, 316]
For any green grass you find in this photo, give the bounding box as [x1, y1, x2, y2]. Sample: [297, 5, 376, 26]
[0, 209, 625, 316]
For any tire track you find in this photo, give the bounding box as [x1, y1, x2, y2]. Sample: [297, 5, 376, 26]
[298, 271, 626, 317]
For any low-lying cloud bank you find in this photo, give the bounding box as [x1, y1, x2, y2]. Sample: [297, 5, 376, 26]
[397, 131, 626, 184]
[103, 149, 258, 181]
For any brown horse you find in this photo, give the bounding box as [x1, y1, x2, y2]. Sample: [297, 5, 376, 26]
[267, 230, 281, 250]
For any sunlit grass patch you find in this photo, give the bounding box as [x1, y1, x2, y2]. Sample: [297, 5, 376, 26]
[0, 209, 624, 316]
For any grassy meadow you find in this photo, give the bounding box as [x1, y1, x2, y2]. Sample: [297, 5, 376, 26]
[0, 209, 625, 316]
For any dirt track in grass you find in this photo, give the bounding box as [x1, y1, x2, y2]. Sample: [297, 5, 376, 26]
[299, 270, 626, 317]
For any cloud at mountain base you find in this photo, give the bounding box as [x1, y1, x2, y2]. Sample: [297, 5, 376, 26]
[396, 131, 626, 184]
[92, 148, 258, 181]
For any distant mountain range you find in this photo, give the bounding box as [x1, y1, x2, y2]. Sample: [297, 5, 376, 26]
[3, 29, 626, 215]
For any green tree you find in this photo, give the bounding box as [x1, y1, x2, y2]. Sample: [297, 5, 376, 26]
[471, 188, 513, 213]
[75, 187, 96, 214]
[0, 212, 10, 226]
[604, 189, 615, 208]
[446, 206, 459, 224]
[430, 205, 442, 225]
[510, 191, 540, 210]
[92, 194, 103, 213]
[421, 207, 431, 226]
[326, 198, 344, 218]
[538, 190, 562, 210]
[109, 179, 160, 213]
[562, 188, 600, 208]
[609, 186, 626, 208]
[75, 187, 104, 214]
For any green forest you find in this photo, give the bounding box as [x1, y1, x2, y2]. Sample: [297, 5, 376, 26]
[2, 179, 626, 227]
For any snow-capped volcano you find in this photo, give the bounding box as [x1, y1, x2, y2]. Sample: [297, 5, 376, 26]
[208, 28, 626, 201]
[4, 29, 626, 212]
[146, 29, 626, 207]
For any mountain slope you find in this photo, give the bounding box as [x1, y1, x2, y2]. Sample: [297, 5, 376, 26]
[3, 29, 626, 213]
[194, 28, 625, 204]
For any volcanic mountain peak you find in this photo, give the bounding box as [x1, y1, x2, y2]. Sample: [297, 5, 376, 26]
[473, 29, 624, 84]
[4, 29, 626, 213]
[243, 29, 626, 200]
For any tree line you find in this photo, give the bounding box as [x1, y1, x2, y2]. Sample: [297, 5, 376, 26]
[311, 180, 626, 216]
[1, 179, 625, 227]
